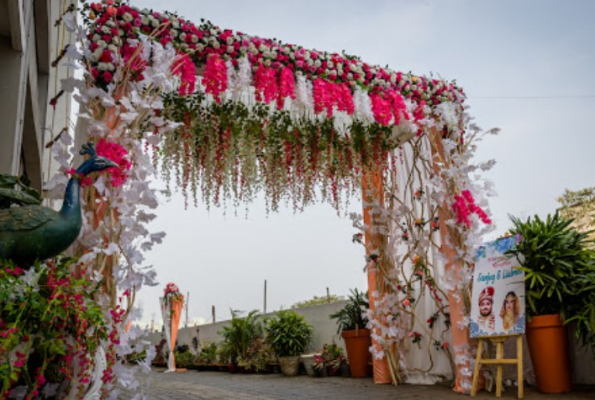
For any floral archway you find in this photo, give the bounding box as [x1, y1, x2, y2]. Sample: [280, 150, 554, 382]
[43, 0, 495, 397]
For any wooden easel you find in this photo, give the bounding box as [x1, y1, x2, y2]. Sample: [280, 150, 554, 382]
[471, 335, 523, 399]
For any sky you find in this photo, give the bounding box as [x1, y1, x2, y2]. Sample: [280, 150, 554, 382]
[128, 0, 595, 328]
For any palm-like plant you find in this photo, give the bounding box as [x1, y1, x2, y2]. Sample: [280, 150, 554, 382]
[508, 213, 595, 351]
[219, 310, 263, 364]
[265, 310, 313, 357]
[330, 288, 369, 333]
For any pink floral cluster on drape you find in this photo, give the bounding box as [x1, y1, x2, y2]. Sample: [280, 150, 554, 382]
[453, 190, 492, 227]
[95, 138, 131, 187]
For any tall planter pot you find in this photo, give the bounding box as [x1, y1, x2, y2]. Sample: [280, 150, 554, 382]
[341, 329, 371, 378]
[526, 314, 572, 393]
[278, 356, 300, 376]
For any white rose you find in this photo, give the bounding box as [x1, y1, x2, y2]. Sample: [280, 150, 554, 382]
[181, 43, 188, 50]
[328, 61, 334, 68]
[106, 20, 115, 27]
[210, 29, 219, 36]
[227, 45, 234, 53]
[89, 54, 98, 63]
[227, 37, 234, 45]
[307, 59, 313, 66]
[350, 64, 357, 72]
[289, 53, 295, 60]
[97, 40, 107, 48]
[347, 73, 353, 80]
[411, 85, 417, 91]
[112, 37, 121, 45]
[180, 33, 187, 41]
[283, 47, 290, 54]
[123, 12, 133, 22]
[170, 29, 178, 38]
[251, 48, 259, 55]
[314, 60, 321, 67]
[196, 44, 204, 51]
[118, 29, 124, 36]
[151, 19, 159, 28]
[304, 51, 311, 60]
[172, 20, 180, 29]
[264, 59, 271, 67]
[93, 34, 100, 42]
[98, 62, 107, 71]
[259, 44, 267, 52]
[107, 44, 117, 52]
[141, 16, 149, 25]
[191, 35, 198, 43]
[213, 41, 220, 49]
[101, 26, 110, 34]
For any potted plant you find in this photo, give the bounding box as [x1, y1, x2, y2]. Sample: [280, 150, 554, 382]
[219, 310, 263, 373]
[330, 288, 371, 378]
[509, 213, 595, 393]
[265, 310, 313, 376]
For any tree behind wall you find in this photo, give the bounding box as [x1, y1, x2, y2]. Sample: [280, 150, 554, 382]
[558, 187, 595, 246]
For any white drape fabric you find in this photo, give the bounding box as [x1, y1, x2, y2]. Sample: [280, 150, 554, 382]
[159, 297, 176, 372]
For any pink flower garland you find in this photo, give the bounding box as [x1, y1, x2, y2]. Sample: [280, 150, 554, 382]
[253, 64, 278, 104]
[453, 189, 492, 227]
[96, 138, 132, 187]
[202, 54, 227, 102]
[313, 79, 355, 117]
[172, 53, 197, 96]
[277, 67, 295, 109]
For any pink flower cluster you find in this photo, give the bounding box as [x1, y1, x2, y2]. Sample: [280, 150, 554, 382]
[312, 79, 354, 117]
[253, 64, 279, 104]
[202, 54, 227, 100]
[95, 138, 132, 187]
[164, 282, 181, 295]
[172, 53, 197, 96]
[453, 190, 492, 227]
[369, 89, 410, 126]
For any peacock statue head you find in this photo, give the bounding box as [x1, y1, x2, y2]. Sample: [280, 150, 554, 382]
[76, 142, 119, 175]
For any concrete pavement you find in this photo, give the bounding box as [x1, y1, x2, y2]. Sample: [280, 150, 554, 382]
[120, 369, 595, 400]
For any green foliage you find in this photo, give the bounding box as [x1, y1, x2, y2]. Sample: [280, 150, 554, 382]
[237, 337, 275, 372]
[291, 294, 345, 309]
[558, 187, 595, 246]
[0, 257, 107, 398]
[265, 310, 313, 357]
[173, 350, 194, 368]
[219, 310, 263, 364]
[0, 173, 42, 210]
[508, 213, 595, 352]
[329, 289, 369, 334]
[196, 342, 219, 365]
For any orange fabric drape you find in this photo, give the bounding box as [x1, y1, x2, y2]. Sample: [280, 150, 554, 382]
[169, 300, 184, 370]
[362, 167, 392, 384]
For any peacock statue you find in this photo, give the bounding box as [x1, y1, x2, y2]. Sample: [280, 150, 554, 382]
[0, 143, 118, 266]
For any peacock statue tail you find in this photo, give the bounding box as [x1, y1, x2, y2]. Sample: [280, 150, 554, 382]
[0, 143, 119, 266]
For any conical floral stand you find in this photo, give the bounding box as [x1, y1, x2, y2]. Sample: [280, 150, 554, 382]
[160, 283, 185, 372]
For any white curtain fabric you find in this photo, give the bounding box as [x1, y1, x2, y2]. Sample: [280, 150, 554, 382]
[388, 137, 453, 384]
[159, 297, 175, 372]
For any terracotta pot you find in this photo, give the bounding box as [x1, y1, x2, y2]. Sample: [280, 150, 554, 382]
[341, 328, 371, 378]
[526, 314, 572, 393]
[278, 356, 300, 376]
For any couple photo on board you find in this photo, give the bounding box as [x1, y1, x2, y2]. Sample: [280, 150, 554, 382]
[470, 235, 526, 338]
[477, 287, 522, 333]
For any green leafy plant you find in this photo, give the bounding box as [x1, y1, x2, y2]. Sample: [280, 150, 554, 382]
[219, 310, 263, 364]
[329, 289, 369, 333]
[508, 213, 595, 352]
[173, 350, 194, 368]
[237, 337, 276, 372]
[314, 343, 345, 374]
[265, 310, 313, 357]
[0, 257, 107, 399]
[196, 342, 219, 365]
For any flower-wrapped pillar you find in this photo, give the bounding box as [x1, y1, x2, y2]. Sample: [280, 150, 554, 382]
[160, 283, 185, 372]
[362, 167, 393, 384]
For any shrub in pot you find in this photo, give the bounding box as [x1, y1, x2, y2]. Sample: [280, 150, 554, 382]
[330, 288, 371, 378]
[509, 213, 595, 393]
[265, 310, 313, 376]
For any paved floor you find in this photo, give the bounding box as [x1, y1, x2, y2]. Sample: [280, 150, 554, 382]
[121, 369, 595, 400]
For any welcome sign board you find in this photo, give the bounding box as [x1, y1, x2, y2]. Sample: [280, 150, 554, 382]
[469, 235, 525, 338]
